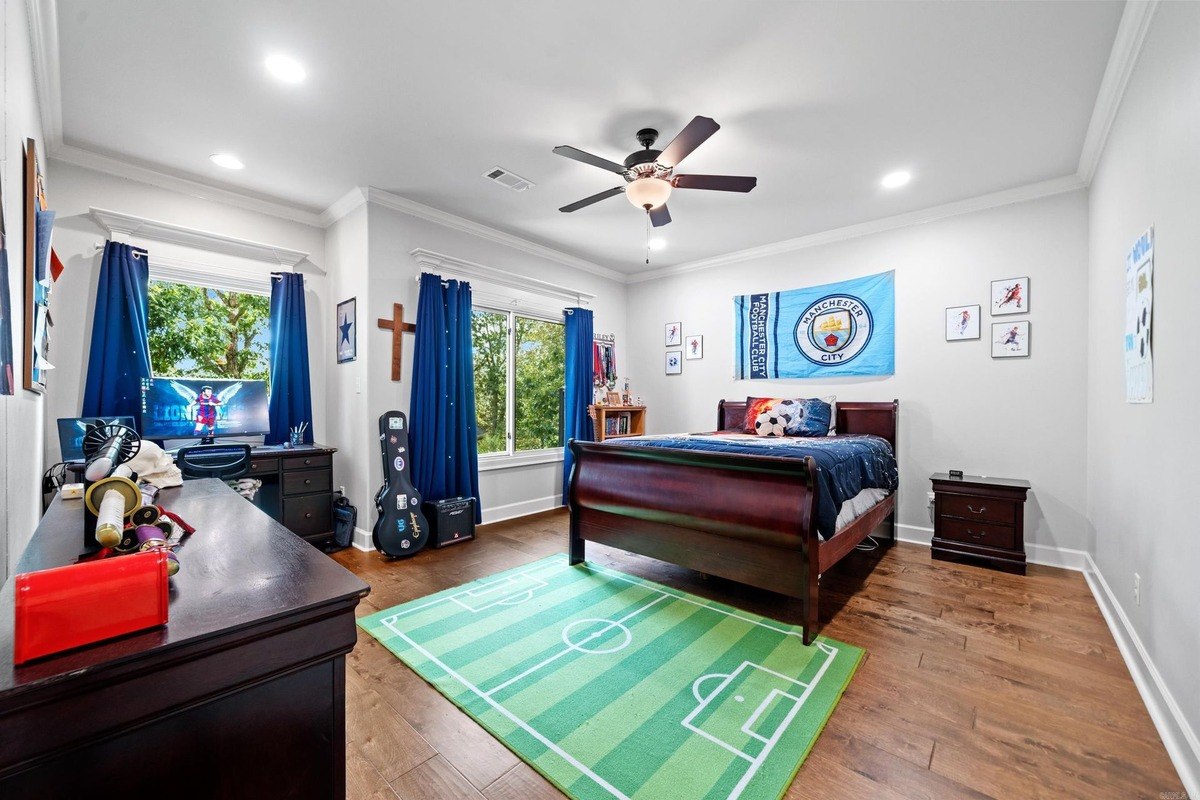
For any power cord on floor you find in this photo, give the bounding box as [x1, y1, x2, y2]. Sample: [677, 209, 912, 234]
[855, 535, 879, 552]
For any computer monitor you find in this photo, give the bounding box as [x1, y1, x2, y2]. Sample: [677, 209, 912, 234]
[57, 416, 137, 462]
[140, 377, 271, 443]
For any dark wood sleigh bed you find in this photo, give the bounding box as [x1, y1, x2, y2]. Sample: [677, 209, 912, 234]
[567, 399, 898, 644]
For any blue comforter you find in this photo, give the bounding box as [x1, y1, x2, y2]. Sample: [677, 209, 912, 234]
[604, 433, 897, 538]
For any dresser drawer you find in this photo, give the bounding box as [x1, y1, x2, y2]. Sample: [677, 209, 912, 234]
[284, 453, 332, 471]
[283, 495, 332, 537]
[939, 493, 1017, 525]
[283, 469, 331, 496]
[937, 517, 1015, 551]
[248, 457, 278, 476]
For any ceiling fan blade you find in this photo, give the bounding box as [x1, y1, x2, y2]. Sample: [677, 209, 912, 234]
[657, 116, 720, 169]
[552, 145, 627, 175]
[672, 174, 758, 192]
[559, 186, 625, 213]
[649, 204, 671, 227]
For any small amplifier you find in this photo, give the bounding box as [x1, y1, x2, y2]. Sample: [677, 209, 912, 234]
[423, 497, 476, 548]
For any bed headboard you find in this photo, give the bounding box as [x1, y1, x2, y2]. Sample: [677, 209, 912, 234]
[717, 398, 899, 451]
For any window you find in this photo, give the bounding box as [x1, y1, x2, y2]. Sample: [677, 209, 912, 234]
[472, 308, 565, 459]
[147, 280, 271, 386]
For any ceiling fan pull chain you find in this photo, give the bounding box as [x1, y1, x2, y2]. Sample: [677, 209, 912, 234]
[645, 212, 651, 265]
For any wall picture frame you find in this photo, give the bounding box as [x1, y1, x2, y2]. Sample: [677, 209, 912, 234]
[945, 305, 980, 341]
[664, 322, 681, 346]
[992, 320, 1030, 358]
[665, 350, 682, 375]
[685, 334, 703, 359]
[991, 276, 1029, 316]
[604, 391, 622, 406]
[336, 297, 357, 363]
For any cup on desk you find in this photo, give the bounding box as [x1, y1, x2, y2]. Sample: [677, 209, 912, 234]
[288, 431, 302, 448]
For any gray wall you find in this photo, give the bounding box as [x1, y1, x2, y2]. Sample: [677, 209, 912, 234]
[625, 190, 1091, 555]
[1086, 0, 1200, 784]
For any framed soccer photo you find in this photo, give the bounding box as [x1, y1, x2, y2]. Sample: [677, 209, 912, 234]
[664, 321, 682, 346]
[991, 277, 1029, 316]
[945, 304, 980, 341]
[685, 334, 703, 359]
[992, 320, 1030, 358]
[336, 297, 357, 363]
[665, 350, 682, 375]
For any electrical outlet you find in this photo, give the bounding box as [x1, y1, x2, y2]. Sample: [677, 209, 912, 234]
[926, 492, 935, 505]
[1134, 573, 1141, 606]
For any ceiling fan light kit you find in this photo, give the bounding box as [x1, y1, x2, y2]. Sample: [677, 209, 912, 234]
[553, 116, 757, 229]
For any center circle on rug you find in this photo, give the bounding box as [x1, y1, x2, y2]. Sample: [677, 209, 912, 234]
[561, 618, 633, 655]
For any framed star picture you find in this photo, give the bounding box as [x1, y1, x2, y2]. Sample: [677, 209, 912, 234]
[337, 297, 357, 363]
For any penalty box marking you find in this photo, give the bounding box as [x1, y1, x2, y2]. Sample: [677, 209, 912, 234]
[378, 559, 840, 800]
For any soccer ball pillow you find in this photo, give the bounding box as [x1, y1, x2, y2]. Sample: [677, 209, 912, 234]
[745, 397, 833, 437]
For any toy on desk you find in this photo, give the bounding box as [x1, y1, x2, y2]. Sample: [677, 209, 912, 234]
[81, 422, 142, 551]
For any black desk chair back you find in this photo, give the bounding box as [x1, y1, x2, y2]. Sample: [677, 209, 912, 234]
[177, 444, 252, 480]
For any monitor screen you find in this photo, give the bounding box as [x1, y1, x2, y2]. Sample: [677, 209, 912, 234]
[140, 377, 270, 440]
[57, 416, 137, 462]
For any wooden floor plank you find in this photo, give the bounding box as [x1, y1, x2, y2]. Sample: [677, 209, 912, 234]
[334, 510, 1184, 799]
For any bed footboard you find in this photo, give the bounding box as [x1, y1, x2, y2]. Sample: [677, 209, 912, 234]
[567, 440, 822, 642]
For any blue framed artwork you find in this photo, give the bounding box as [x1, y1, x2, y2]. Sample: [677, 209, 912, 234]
[337, 297, 357, 363]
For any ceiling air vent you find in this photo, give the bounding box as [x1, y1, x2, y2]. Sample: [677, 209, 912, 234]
[483, 166, 535, 192]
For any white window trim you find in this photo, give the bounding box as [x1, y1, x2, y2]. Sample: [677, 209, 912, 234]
[474, 304, 566, 467]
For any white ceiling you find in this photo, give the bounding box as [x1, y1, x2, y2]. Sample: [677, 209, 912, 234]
[53, 1, 1124, 274]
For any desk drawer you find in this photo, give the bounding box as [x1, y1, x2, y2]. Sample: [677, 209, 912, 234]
[283, 469, 330, 496]
[939, 494, 1016, 525]
[248, 457, 278, 476]
[937, 517, 1015, 551]
[283, 495, 331, 537]
[284, 453, 331, 472]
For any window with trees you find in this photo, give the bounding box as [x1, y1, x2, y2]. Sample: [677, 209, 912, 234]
[147, 280, 271, 386]
[472, 309, 565, 458]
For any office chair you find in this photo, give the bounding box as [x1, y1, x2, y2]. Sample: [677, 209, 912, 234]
[176, 444, 252, 480]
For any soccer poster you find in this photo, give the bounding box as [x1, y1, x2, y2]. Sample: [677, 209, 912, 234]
[734, 270, 895, 379]
[1124, 227, 1153, 403]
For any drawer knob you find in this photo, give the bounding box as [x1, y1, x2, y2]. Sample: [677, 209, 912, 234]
[966, 528, 985, 539]
[304, 459, 311, 465]
[305, 512, 313, 519]
[304, 479, 311, 485]
[968, 505, 987, 514]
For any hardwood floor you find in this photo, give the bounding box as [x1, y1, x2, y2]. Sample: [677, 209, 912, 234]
[333, 510, 1183, 799]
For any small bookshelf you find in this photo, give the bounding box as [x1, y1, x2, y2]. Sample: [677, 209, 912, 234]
[588, 405, 647, 442]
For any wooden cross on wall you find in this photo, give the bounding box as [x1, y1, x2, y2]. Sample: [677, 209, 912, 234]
[377, 303, 416, 382]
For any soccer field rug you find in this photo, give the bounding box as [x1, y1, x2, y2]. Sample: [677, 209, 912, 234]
[357, 556, 864, 800]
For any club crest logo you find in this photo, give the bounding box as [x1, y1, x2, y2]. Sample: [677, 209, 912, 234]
[794, 294, 873, 366]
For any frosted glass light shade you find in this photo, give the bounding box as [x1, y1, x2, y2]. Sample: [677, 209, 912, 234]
[625, 178, 672, 209]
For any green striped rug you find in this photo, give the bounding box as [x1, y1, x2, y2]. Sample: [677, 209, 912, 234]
[358, 556, 862, 800]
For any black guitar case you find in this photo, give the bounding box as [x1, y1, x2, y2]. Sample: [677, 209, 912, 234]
[372, 411, 430, 557]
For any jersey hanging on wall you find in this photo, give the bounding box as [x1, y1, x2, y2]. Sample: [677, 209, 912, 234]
[733, 270, 895, 379]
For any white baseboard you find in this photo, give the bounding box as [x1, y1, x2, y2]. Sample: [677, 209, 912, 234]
[895, 523, 1089, 571]
[1084, 554, 1200, 799]
[352, 526, 374, 552]
[481, 494, 563, 526]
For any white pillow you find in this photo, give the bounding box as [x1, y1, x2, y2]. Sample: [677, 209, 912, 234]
[823, 395, 838, 435]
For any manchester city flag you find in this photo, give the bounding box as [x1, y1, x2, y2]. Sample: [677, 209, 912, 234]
[734, 270, 895, 379]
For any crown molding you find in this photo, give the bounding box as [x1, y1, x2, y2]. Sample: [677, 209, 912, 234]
[318, 187, 369, 227]
[362, 187, 627, 283]
[89, 206, 309, 267]
[27, 0, 63, 150]
[627, 174, 1086, 284]
[1077, 0, 1159, 184]
[410, 248, 595, 306]
[53, 146, 326, 227]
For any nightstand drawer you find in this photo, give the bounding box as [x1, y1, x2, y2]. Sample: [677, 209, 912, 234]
[940, 494, 1016, 525]
[283, 469, 331, 496]
[937, 517, 1015, 550]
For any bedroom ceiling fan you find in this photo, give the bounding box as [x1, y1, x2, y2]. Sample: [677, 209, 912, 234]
[553, 116, 757, 227]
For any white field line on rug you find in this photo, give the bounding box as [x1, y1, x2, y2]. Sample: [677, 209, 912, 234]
[378, 558, 841, 800]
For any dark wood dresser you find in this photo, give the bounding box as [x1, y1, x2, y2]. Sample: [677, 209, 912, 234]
[245, 444, 337, 545]
[0, 479, 368, 798]
[930, 473, 1031, 574]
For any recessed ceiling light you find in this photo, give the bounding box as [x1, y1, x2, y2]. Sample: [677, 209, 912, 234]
[880, 170, 912, 189]
[210, 153, 244, 170]
[648, 238, 667, 251]
[265, 54, 306, 84]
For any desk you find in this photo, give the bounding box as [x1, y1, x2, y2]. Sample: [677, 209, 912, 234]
[0, 479, 369, 798]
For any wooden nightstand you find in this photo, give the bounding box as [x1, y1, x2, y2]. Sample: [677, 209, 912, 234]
[930, 473, 1030, 574]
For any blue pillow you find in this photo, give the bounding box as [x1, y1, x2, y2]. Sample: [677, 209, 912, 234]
[776, 398, 832, 437]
